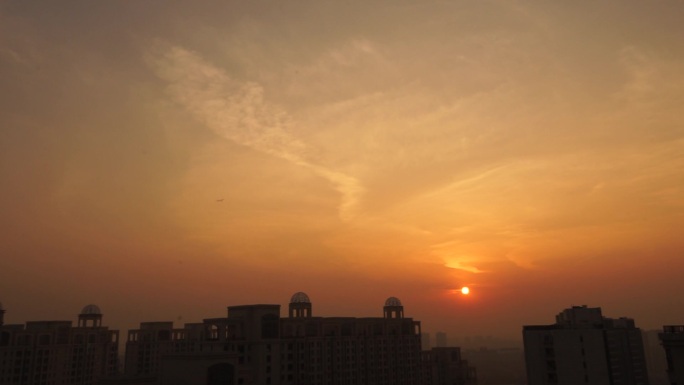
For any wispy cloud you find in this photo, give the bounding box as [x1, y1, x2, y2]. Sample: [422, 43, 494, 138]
[431, 240, 486, 273]
[147, 45, 364, 221]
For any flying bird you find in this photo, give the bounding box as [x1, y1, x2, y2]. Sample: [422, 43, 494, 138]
[216, 199, 224, 202]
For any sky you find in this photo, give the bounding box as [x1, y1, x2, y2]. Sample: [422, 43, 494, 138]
[1, 1, 684, 342]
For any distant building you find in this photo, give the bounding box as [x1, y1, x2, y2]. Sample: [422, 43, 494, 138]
[463, 347, 526, 385]
[523, 305, 649, 385]
[422, 332, 432, 350]
[643, 330, 668, 385]
[422, 347, 477, 385]
[122, 293, 424, 385]
[436, 331, 448, 347]
[0, 304, 119, 385]
[659, 325, 684, 385]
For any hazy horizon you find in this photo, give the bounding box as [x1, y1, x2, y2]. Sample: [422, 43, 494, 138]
[1, 1, 683, 342]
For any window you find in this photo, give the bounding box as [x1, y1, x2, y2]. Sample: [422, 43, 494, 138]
[206, 363, 234, 385]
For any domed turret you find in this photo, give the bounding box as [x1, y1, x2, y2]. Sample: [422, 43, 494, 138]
[290, 292, 311, 304]
[81, 304, 102, 315]
[384, 296, 404, 319]
[384, 297, 402, 307]
[78, 304, 103, 327]
[289, 292, 312, 318]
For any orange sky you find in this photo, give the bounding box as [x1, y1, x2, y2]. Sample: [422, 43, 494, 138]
[1, 1, 684, 342]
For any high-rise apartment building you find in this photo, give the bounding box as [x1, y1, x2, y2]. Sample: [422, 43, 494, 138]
[0, 304, 119, 385]
[122, 293, 423, 385]
[523, 305, 648, 385]
[422, 347, 477, 385]
[659, 325, 684, 385]
[2, 296, 477, 385]
[642, 330, 668, 385]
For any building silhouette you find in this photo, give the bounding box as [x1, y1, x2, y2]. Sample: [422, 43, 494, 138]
[422, 332, 432, 350]
[1, 295, 477, 385]
[121, 293, 424, 384]
[0, 304, 119, 385]
[422, 347, 477, 385]
[436, 332, 447, 348]
[463, 347, 526, 385]
[658, 325, 684, 385]
[642, 329, 668, 385]
[523, 305, 648, 385]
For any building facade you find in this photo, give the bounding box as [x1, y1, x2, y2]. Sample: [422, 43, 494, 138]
[422, 347, 477, 385]
[523, 305, 648, 385]
[659, 325, 684, 385]
[123, 293, 424, 385]
[642, 329, 668, 385]
[0, 304, 119, 385]
[1, 295, 477, 385]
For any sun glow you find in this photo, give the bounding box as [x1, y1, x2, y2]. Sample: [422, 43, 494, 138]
[461, 287, 470, 295]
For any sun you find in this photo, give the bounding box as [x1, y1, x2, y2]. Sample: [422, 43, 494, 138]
[460, 286, 470, 295]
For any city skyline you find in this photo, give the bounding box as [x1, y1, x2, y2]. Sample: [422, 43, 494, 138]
[0, 296, 671, 346]
[1, 294, 477, 385]
[1, 1, 684, 341]
[2, 297, 678, 384]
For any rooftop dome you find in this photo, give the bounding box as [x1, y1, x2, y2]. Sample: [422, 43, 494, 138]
[290, 292, 311, 304]
[80, 304, 102, 315]
[384, 297, 402, 307]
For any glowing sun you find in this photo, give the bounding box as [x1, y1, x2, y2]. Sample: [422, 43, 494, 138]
[460, 286, 470, 295]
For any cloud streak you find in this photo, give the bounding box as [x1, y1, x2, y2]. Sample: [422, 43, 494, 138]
[147, 45, 363, 221]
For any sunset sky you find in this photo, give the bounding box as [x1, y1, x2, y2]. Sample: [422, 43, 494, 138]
[1, 1, 683, 341]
